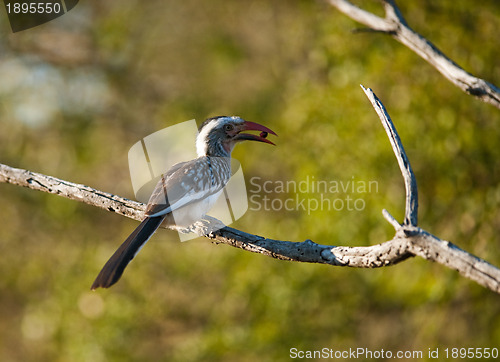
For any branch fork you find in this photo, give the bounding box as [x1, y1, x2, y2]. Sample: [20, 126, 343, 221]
[328, 0, 500, 109]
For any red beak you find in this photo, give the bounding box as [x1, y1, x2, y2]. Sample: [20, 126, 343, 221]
[235, 121, 277, 145]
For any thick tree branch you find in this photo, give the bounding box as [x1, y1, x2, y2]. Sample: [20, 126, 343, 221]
[0, 164, 145, 221]
[328, 0, 500, 109]
[1, 87, 499, 293]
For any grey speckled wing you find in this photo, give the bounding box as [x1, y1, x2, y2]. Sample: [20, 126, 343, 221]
[145, 157, 231, 217]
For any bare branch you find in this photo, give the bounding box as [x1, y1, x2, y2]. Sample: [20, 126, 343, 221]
[361, 85, 418, 226]
[1, 88, 499, 293]
[328, 0, 500, 109]
[404, 228, 500, 294]
[0, 163, 145, 221]
[327, 0, 395, 32]
[382, 209, 400, 230]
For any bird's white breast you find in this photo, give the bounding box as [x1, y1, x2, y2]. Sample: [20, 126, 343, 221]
[169, 189, 223, 229]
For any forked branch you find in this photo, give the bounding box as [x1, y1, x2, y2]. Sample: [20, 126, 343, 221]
[1, 87, 499, 293]
[328, 0, 500, 109]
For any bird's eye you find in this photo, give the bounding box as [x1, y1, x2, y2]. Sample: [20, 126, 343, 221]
[224, 124, 233, 132]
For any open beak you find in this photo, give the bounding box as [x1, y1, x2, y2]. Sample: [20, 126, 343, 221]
[234, 121, 277, 145]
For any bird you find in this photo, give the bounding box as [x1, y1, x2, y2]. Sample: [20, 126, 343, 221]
[91, 116, 277, 289]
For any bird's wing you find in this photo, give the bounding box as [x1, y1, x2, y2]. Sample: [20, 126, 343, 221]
[145, 157, 229, 217]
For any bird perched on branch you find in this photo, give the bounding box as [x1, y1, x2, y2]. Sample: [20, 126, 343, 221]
[91, 116, 277, 289]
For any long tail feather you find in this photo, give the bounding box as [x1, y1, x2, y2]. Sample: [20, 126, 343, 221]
[91, 216, 165, 290]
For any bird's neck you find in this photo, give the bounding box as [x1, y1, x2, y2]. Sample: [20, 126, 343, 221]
[197, 139, 232, 158]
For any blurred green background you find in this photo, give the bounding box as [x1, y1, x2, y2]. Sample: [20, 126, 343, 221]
[1, 1, 499, 361]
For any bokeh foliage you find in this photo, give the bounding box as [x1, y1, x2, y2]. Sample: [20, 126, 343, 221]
[0, 1, 499, 361]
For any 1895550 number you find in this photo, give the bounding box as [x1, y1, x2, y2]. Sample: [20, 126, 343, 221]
[6, 2, 62, 14]
[444, 347, 499, 359]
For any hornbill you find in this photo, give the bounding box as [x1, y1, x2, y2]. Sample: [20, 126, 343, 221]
[91, 116, 277, 289]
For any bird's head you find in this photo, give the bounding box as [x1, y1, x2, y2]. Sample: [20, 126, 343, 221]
[196, 116, 277, 157]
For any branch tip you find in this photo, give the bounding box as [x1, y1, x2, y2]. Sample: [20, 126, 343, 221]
[382, 209, 400, 230]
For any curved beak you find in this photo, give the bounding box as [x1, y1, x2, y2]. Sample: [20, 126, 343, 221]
[234, 121, 277, 145]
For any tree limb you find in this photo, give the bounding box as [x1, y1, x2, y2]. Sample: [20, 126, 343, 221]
[361, 85, 418, 226]
[0, 164, 145, 221]
[1, 87, 499, 294]
[327, 0, 500, 110]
